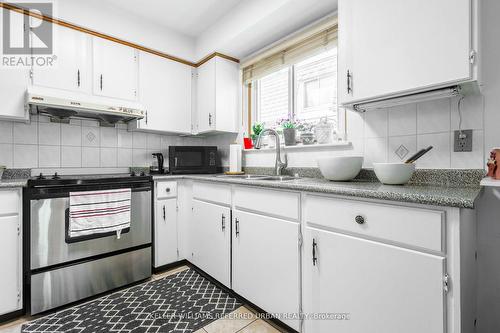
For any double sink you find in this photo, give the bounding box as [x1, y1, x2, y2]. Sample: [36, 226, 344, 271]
[216, 174, 300, 182]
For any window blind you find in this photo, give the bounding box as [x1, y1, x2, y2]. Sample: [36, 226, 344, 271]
[242, 19, 338, 84]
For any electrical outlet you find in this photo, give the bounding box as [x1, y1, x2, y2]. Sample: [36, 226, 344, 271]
[454, 130, 473, 152]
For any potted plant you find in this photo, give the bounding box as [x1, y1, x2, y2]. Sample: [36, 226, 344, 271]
[251, 122, 264, 146]
[298, 121, 315, 145]
[278, 118, 298, 146]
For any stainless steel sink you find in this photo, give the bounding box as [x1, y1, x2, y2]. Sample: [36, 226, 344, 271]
[258, 175, 301, 181]
[215, 174, 300, 182]
[215, 174, 271, 180]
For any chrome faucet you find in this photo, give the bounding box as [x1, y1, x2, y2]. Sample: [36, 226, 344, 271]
[255, 128, 288, 176]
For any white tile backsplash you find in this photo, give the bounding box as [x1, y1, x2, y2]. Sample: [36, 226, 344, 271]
[61, 124, 82, 146]
[388, 104, 417, 136]
[38, 122, 61, 146]
[363, 137, 388, 167]
[82, 127, 100, 147]
[417, 99, 451, 134]
[0, 143, 13, 168]
[100, 147, 117, 167]
[117, 130, 133, 148]
[13, 144, 38, 168]
[0, 121, 13, 143]
[82, 147, 100, 167]
[364, 109, 387, 138]
[61, 146, 82, 168]
[451, 94, 484, 130]
[13, 121, 37, 144]
[100, 127, 117, 147]
[416, 132, 451, 169]
[388, 135, 417, 163]
[147, 133, 161, 150]
[133, 132, 147, 149]
[39, 145, 61, 168]
[117, 148, 133, 167]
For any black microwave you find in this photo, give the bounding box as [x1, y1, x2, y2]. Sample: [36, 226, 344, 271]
[168, 146, 218, 174]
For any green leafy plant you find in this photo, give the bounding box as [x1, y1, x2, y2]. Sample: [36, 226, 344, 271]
[251, 122, 264, 140]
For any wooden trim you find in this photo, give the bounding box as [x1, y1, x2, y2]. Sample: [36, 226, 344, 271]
[247, 83, 252, 136]
[196, 52, 240, 67]
[0, 2, 239, 68]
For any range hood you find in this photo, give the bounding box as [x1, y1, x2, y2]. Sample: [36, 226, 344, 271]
[27, 90, 145, 125]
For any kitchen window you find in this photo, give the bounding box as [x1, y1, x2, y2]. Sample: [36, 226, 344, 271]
[242, 21, 338, 140]
[253, 48, 337, 128]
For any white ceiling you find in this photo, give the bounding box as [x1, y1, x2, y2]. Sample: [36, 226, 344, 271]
[101, 0, 245, 37]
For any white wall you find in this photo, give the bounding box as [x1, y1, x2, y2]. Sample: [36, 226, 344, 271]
[51, 0, 196, 61]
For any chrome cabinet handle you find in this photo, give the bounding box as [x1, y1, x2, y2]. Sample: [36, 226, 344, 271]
[77, 69, 80, 87]
[100, 74, 103, 91]
[235, 218, 239, 237]
[166, 188, 170, 193]
[312, 238, 318, 266]
[163, 205, 166, 221]
[208, 113, 212, 126]
[347, 70, 352, 94]
[355, 215, 365, 224]
[221, 214, 226, 231]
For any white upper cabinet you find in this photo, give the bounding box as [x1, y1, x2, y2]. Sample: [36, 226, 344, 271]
[32, 23, 91, 94]
[196, 56, 239, 134]
[338, 0, 476, 106]
[131, 51, 192, 134]
[0, 10, 29, 121]
[92, 37, 138, 101]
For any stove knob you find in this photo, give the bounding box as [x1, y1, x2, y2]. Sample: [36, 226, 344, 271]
[53, 172, 60, 180]
[130, 171, 136, 177]
[140, 171, 146, 177]
[37, 173, 44, 180]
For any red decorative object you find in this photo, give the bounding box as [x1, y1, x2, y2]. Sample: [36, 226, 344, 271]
[487, 149, 500, 179]
[243, 137, 253, 149]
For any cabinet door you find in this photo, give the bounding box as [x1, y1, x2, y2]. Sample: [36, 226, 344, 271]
[214, 57, 239, 133]
[137, 51, 192, 134]
[303, 227, 446, 333]
[32, 24, 91, 94]
[191, 199, 230, 286]
[338, 0, 472, 105]
[0, 215, 21, 315]
[154, 198, 178, 267]
[0, 10, 29, 121]
[196, 58, 216, 133]
[92, 37, 138, 101]
[233, 210, 300, 331]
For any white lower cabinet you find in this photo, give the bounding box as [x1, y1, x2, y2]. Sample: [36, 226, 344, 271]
[232, 210, 300, 331]
[154, 198, 178, 267]
[191, 199, 231, 287]
[0, 190, 22, 316]
[303, 227, 446, 333]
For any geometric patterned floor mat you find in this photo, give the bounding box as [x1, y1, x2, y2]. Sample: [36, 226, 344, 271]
[21, 268, 242, 333]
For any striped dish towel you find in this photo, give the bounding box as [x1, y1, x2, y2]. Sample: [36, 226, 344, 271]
[69, 188, 131, 239]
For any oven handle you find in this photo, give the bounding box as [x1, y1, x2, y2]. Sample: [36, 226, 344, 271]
[132, 186, 152, 193]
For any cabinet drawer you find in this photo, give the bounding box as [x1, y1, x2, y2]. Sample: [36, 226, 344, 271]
[305, 195, 444, 252]
[234, 186, 299, 221]
[156, 181, 177, 199]
[0, 190, 20, 215]
[193, 182, 231, 206]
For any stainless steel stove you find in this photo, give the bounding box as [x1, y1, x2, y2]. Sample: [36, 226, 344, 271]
[24, 172, 152, 314]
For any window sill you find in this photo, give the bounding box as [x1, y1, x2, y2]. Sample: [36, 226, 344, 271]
[244, 141, 352, 152]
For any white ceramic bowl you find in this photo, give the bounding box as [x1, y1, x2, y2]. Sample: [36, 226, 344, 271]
[317, 156, 363, 181]
[373, 162, 416, 185]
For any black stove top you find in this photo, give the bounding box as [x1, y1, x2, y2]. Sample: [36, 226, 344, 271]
[27, 172, 151, 188]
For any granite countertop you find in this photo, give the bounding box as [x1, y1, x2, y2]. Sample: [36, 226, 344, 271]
[0, 178, 28, 188]
[153, 174, 482, 209]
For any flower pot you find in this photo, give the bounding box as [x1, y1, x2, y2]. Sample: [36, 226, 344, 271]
[283, 128, 297, 146]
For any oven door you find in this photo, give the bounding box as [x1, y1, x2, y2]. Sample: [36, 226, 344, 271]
[169, 146, 216, 174]
[30, 186, 151, 270]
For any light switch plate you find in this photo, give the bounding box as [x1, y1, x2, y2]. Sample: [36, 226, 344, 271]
[454, 130, 473, 152]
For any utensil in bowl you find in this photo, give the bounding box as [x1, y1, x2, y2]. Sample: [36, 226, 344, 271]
[373, 162, 415, 185]
[405, 146, 433, 163]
